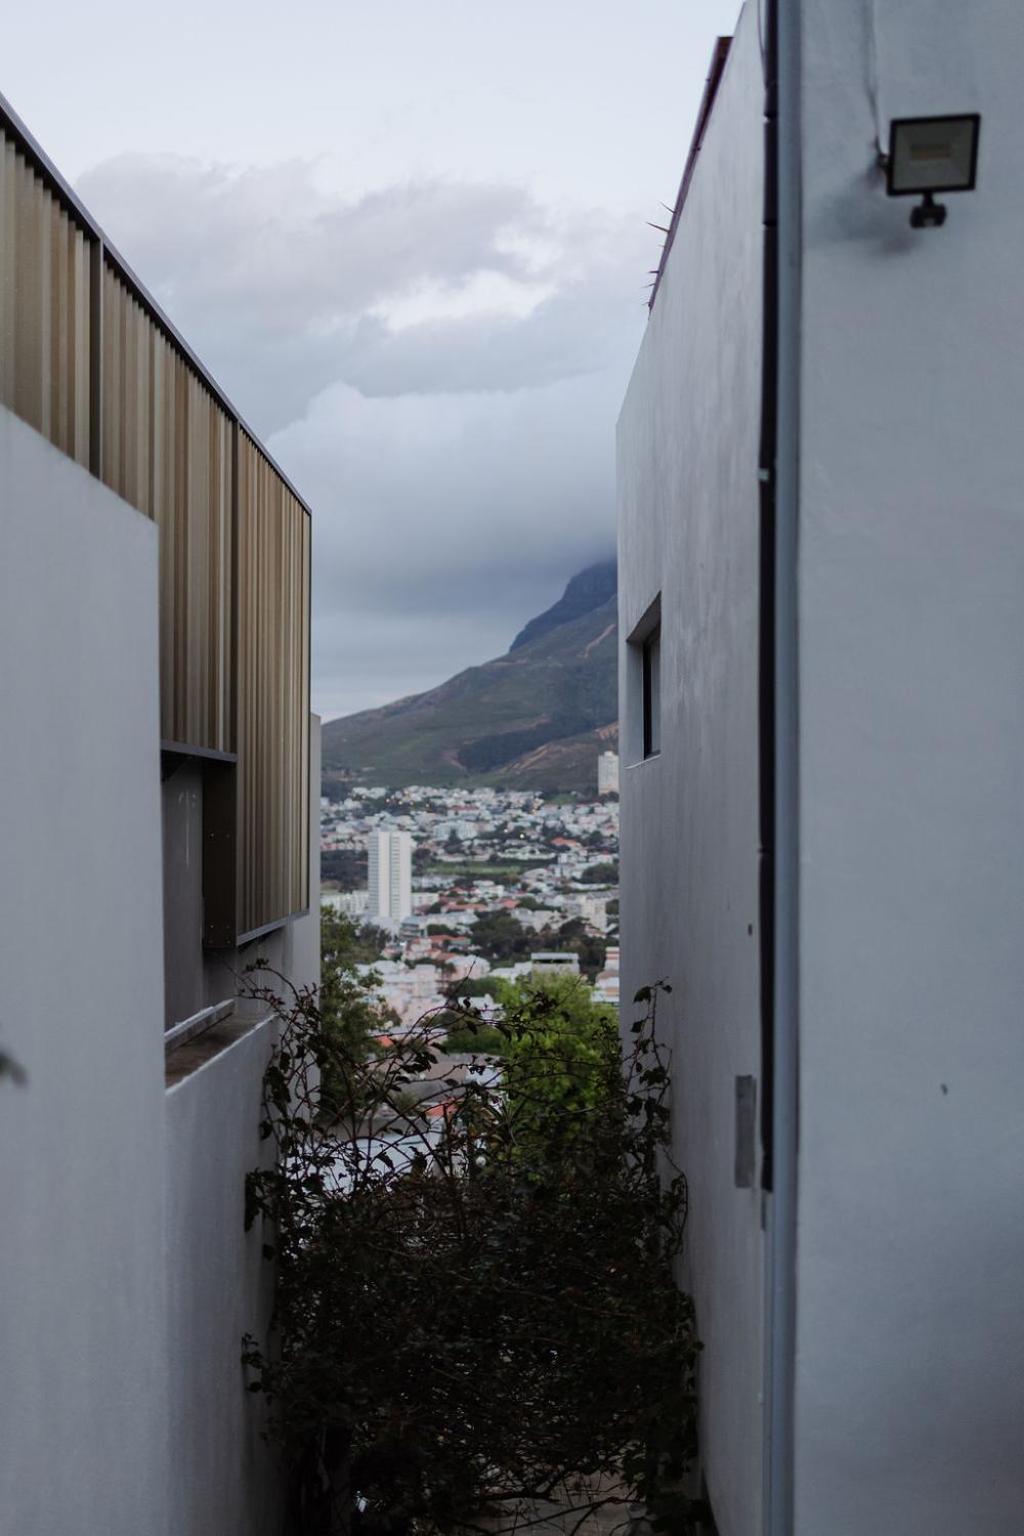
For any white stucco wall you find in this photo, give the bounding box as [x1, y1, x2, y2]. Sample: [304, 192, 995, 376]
[163, 714, 319, 1536]
[164, 1018, 285, 1536]
[616, 9, 765, 1533]
[0, 408, 169, 1536]
[794, 4, 1024, 1531]
[0, 408, 321, 1536]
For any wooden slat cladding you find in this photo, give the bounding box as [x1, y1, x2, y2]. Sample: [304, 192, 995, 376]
[100, 268, 233, 753]
[1, 103, 311, 941]
[237, 435, 311, 936]
[0, 129, 90, 464]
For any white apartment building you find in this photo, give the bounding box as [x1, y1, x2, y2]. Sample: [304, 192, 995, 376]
[515, 907, 562, 934]
[565, 893, 608, 932]
[618, 5, 1024, 1535]
[368, 828, 413, 922]
[597, 750, 620, 796]
[324, 889, 370, 919]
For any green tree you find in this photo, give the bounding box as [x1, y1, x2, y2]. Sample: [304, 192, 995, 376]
[318, 906, 389, 1114]
[552, 917, 606, 980]
[439, 1009, 508, 1055]
[499, 972, 619, 1162]
[579, 860, 618, 885]
[467, 910, 532, 964]
[320, 849, 368, 891]
[242, 975, 698, 1536]
[445, 975, 497, 1001]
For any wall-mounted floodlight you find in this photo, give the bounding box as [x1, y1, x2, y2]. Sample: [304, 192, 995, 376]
[885, 114, 981, 228]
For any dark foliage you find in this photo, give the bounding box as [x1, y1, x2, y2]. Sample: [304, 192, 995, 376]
[551, 919, 606, 981]
[443, 975, 499, 1002]
[468, 910, 536, 964]
[242, 975, 699, 1536]
[578, 862, 618, 886]
[318, 907, 390, 1111]
[468, 912, 606, 981]
[439, 1020, 508, 1055]
[322, 849, 370, 892]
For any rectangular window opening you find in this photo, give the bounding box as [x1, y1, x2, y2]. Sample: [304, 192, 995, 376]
[641, 625, 661, 759]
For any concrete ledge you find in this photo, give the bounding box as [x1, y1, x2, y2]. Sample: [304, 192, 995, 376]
[165, 1001, 274, 1089]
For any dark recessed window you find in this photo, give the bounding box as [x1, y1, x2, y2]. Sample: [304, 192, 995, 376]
[642, 624, 661, 759]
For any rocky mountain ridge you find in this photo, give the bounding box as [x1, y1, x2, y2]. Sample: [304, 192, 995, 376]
[322, 561, 618, 794]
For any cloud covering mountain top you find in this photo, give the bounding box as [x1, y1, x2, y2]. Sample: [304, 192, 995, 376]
[10, 0, 740, 715]
[78, 155, 643, 715]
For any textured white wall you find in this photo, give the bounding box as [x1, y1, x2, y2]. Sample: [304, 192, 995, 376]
[794, 3, 1024, 1530]
[0, 408, 320, 1536]
[165, 719, 320, 1536]
[165, 1019, 286, 1536]
[0, 409, 169, 1536]
[616, 9, 766, 1534]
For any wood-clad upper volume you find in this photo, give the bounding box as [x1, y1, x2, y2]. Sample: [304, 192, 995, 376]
[0, 108, 313, 944]
[0, 132, 90, 464]
[100, 267, 234, 755]
[237, 435, 311, 937]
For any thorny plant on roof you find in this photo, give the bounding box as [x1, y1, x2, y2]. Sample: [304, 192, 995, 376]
[242, 953, 703, 1536]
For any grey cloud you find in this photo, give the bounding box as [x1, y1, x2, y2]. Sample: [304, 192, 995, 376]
[75, 153, 645, 715]
[279, 371, 620, 718]
[77, 154, 647, 424]
[77, 154, 571, 430]
[79, 155, 544, 309]
[341, 260, 646, 399]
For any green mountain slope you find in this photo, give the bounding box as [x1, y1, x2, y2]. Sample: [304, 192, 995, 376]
[322, 565, 619, 793]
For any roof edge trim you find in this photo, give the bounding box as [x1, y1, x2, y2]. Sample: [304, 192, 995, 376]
[648, 35, 732, 312]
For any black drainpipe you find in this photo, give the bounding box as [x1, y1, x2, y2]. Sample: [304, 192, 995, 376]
[758, 0, 779, 1199]
[759, 0, 800, 1530]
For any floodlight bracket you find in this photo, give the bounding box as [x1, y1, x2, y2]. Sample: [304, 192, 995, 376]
[910, 191, 947, 230]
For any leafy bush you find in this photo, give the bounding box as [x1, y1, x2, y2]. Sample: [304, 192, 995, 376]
[498, 972, 617, 1156]
[579, 861, 618, 886]
[242, 971, 699, 1536]
[318, 906, 390, 1114]
[440, 1019, 507, 1055]
[443, 975, 495, 1001]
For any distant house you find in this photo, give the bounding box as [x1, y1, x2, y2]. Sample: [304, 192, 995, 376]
[597, 750, 619, 796]
[618, 6, 1024, 1535]
[530, 952, 580, 976]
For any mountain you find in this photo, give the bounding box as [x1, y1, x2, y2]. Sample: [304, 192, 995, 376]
[509, 559, 617, 651]
[322, 562, 618, 794]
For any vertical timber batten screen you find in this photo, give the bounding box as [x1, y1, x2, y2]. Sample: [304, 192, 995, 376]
[100, 266, 234, 754]
[0, 127, 90, 466]
[237, 434, 311, 938]
[0, 101, 312, 943]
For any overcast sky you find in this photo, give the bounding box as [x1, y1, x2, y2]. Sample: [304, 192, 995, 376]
[7, 0, 739, 718]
